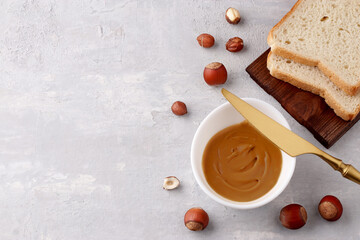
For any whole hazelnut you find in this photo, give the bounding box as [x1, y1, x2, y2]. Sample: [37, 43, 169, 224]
[171, 101, 187, 116]
[197, 33, 215, 48]
[225, 7, 241, 24]
[318, 195, 343, 221]
[203, 62, 227, 85]
[226, 37, 244, 52]
[280, 204, 307, 230]
[184, 207, 209, 231]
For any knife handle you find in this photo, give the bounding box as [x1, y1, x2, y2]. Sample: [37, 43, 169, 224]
[317, 152, 360, 185]
[339, 164, 360, 184]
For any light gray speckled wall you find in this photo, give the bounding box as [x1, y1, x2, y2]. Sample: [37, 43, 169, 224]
[0, 0, 360, 239]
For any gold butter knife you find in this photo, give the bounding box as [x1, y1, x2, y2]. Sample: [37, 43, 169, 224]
[222, 88, 360, 185]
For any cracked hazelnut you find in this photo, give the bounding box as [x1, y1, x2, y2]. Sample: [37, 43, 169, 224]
[280, 204, 307, 230]
[184, 207, 209, 231]
[203, 62, 227, 85]
[225, 7, 241, 24]
[163, 176, 180, 190]
[171, 101, 187, 116]
[226, 37, 244, 52]
[318, 195, 343, 221]
[197, 33, 215, 48]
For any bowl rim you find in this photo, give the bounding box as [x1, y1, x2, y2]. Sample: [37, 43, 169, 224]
[190, 98, 296, 209]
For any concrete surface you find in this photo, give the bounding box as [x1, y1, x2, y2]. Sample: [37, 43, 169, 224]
[0, 0, 359, 239]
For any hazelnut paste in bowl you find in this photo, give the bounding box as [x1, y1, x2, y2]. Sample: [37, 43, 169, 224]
[191, 99, 296, 209]
[202, 121, 282, 202]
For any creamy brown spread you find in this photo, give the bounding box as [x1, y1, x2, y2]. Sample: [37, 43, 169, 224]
[202, 121, 282, 202]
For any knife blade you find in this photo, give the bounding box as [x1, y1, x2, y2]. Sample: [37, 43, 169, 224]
[221, 88, 316, 157]
[222, 88, 360, 184]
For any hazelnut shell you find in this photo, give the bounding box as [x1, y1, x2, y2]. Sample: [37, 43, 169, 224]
[318, 195, 343, 221]
[203, 62, 227, 85]
[184, 207, 209, 231]
[163, 176, 180, 190]
[280, 204, 307, 230]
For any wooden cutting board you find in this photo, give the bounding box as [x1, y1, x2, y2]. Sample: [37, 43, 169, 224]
[246, 49, 360, 148]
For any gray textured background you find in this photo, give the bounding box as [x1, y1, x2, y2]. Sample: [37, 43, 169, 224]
[0, 0, 359, 239]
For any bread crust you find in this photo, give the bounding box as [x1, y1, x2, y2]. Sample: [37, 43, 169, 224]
[267, 0, 360, 96]
[267, 52, 359, 121]
[267, 0, 303, 46]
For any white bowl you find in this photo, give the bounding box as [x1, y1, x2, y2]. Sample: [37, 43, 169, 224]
[191, 98, 296, 209]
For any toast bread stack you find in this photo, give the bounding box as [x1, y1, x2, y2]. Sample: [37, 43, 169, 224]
[267, 0, 360, 120]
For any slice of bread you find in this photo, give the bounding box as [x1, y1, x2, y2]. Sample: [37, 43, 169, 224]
[267, 0, 360, 96]
[267, 51, 360, 121]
